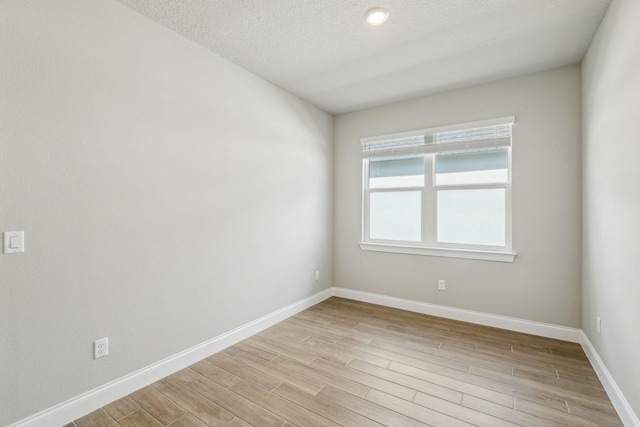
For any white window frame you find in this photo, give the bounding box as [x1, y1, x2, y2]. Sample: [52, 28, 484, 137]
[360, 117, 516, 263]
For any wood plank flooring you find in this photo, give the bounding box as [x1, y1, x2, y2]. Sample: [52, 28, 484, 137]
[69, 297, 622, 426]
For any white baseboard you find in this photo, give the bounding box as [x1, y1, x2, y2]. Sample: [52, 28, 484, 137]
[332, 287, 582, 342]
[581, 332, 640, 427]
[10, 286, 637, 427]
[8, 288, 334, 427]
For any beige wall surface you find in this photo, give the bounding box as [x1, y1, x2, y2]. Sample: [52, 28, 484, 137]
[582, 0, 640, 418]
[334, 66, 582, 328]
[0, 1, 333, 424]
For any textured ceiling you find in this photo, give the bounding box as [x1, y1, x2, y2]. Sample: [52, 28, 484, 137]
[114, 0, 611, 114]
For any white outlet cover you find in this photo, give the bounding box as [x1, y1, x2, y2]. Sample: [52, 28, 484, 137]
[94, 337, 109, 359]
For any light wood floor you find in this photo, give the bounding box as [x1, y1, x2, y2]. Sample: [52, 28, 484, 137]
[69, 297, 622, 427]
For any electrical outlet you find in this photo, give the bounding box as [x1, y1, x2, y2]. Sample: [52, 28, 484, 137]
[315, 270, 320, 281]
[438, 280, 446, 291]
[94, 337, 108, 359]
[596, 317, 601, 334]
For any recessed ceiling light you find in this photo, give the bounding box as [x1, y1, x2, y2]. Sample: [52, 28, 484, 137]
[365, 7, 389, 26]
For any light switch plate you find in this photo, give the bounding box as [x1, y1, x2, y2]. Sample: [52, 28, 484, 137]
[4, 231, 24, 254]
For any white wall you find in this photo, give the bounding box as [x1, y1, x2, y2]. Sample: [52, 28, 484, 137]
[334, 66, 582, 327]
[0, 1, 333, 425]
[582, 0, 640, 418]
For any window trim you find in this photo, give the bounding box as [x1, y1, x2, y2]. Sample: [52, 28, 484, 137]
[358, 242, 516, 262]
[360, 117, 516, 263]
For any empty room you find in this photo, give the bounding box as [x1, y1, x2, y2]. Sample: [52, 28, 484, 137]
[1, 0, 639, 426]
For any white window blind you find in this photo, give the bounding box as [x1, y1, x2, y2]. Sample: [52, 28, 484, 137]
[362, 117, 514, 158]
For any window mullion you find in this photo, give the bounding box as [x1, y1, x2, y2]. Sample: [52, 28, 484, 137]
[368, 186, 424, 193]
[362, 159, 370, 242]
[423, 155, 435, 246]
[433, 183, 507, 191]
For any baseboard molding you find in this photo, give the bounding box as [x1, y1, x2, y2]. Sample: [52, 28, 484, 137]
[11, 286, 637, 427]
[8, 287, 334, 427]
[333, 287, 582, 342]
[581, 332, 640, 427]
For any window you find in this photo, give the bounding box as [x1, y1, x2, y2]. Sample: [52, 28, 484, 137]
[360, 117, 515, 262]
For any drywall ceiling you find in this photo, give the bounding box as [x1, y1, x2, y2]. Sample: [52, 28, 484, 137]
[114, 0, 611, 114]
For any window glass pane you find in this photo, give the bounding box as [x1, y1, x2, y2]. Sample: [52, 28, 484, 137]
[437, 188, 505, 246]
[370, 191, 421, 242]
[369, 156, 424, 189]
[435, 148, 508, 185]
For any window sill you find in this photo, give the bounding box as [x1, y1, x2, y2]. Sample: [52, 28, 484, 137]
[359, 242, 516, 263]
